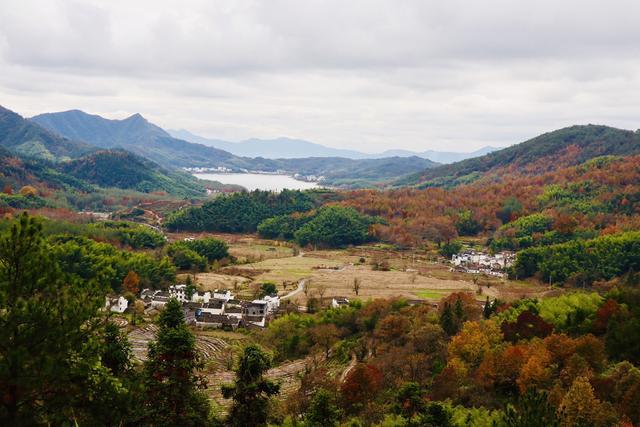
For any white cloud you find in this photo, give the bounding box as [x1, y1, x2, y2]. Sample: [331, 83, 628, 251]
[0, 0, 639, 153]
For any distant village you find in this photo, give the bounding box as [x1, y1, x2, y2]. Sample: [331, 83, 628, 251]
[106, 282, 355, 329]
[449, 250, 515, 278]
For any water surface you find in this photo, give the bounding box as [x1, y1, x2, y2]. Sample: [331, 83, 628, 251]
[194, 172, 320, 192]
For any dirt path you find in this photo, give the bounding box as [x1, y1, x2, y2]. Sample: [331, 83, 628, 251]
[281, 278, 307, 300]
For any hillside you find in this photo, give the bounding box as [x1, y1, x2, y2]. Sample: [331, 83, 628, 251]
[60, 150, 205, 197]
[0, 105, 94, 161]
[396, 125, 640, 188]
[32, 110, 241, 169]
[30, 109, 439, 187]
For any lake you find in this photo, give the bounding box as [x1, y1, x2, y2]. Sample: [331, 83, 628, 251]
[193, 172, 320, 192]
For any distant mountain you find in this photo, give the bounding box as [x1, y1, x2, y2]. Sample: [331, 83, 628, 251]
[169, 129, 497, 163]
[379, 146, 499, 163]
[395, 125, 640, 188]
[0, 105, 94, 161]
[29, 110, 441, 187]
[31, 110, 243, 169]
[169, 130, 369, 159]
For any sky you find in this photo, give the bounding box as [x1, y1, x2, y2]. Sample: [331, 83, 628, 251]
[1, 0, 640, 153]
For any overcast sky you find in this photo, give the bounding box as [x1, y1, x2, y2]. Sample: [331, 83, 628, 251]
[1, 0, 640, 153]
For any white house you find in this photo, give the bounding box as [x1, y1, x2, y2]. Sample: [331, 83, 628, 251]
[213, 289, 233, 302]
[191, 291, 211, 304]
[105, 295, 128, 313]
[332, 297, 350, 309]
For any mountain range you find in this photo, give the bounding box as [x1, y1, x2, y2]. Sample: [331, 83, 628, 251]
[168, 128, 499, 163]
[30, 109, 439, 186]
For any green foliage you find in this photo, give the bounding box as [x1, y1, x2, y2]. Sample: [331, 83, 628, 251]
[142, 299, 211, 426]
[294, 206, 375, 248]
[166, 189, 317, 232]
[61, 149, 206, 197]
[306, 388, 341, 427]
[222, 344, 280, 427]
[0, 192, 48, 208]
[439, 241, 462, 258]
[0, 213, 117, 424]
[257, 213, 313, 240]
[503, 390, 559, 427]
[455, 210, 481, 236]
[88, 220, 166, 249]
[51, 234, 176, 292]
[173, 237, 229, 262]
[514, 231, 640, 285]
[538, 292, 603, 333]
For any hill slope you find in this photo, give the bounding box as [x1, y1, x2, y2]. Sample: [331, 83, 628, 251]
[61, 150, 205, 196]
[31, 110, 244, 169]
[31, 109, 440, 187]
[0, 106, 94, 161]
[396, 125, 640, 188]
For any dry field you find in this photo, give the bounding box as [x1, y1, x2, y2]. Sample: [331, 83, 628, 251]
[171, 233, 550, 305]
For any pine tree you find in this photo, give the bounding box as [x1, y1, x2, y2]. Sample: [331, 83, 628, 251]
[142, 299, 211, 426]
[440, 302, 457, 335]
[222, 344, 280, 427]
[0, 213, 109, 424]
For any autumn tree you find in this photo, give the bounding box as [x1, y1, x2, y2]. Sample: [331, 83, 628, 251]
[340, 363, 383, 414]
[557, 376, 616, 427]
[122, 270, 141, 294]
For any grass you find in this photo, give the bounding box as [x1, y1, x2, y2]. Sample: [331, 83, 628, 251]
[415, 290, 447, 299]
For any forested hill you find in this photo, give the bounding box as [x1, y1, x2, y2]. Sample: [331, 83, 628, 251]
[0, 105, 95, 161]
[61, 150, 205, 196]
[396, 125, 640, 188]
[31, 109, 241, 169]
[30, 108, 440, 187]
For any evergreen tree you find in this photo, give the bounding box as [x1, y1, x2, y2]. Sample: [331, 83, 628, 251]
[504, 390, 559, 427]
[142, 299, 211, 426]
[102, 321, 133, 376]
[0, 213, 110, 424]
[222, 344, 280, 427]
[305, 388, 341, 427]
[440, 302, 457, 335]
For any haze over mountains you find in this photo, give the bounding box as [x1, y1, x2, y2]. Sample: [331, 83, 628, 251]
[169, 128, 499, 163]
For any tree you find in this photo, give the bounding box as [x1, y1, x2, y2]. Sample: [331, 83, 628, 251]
[305, 388, 341, 427]
[353, 277, 361, 296]
[340, 363, 383, 413]
[142, 299, 211, 426]
[18, 185, 37, 196]
[222, 344, 280, 427]
[557, 376, 614, 427]
[102, 322, 132, 376]
[123, 270, 141, 294]
[0, 213, 110, 425]
[504, 390, 559, 427]
[310, 324, 340, 358]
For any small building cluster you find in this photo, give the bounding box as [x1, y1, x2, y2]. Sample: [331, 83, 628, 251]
[450, 250, 515, 277]
[140, 284, 280, 329]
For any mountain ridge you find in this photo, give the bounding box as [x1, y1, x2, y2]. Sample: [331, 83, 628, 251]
[395, 124, 640, 188]
[168, 128, 500, 163]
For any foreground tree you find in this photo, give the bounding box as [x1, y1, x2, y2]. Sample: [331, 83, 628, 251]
[141, 299, 211, 426]
[0, 213, 110, 424]
[222, 344, 280, 427]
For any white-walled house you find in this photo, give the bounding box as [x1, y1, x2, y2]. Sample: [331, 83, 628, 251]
[332, 297, 350, 309]
[105, 295, 128, 313]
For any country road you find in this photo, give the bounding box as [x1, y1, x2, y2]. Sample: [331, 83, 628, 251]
[281, 278, 307, 300]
